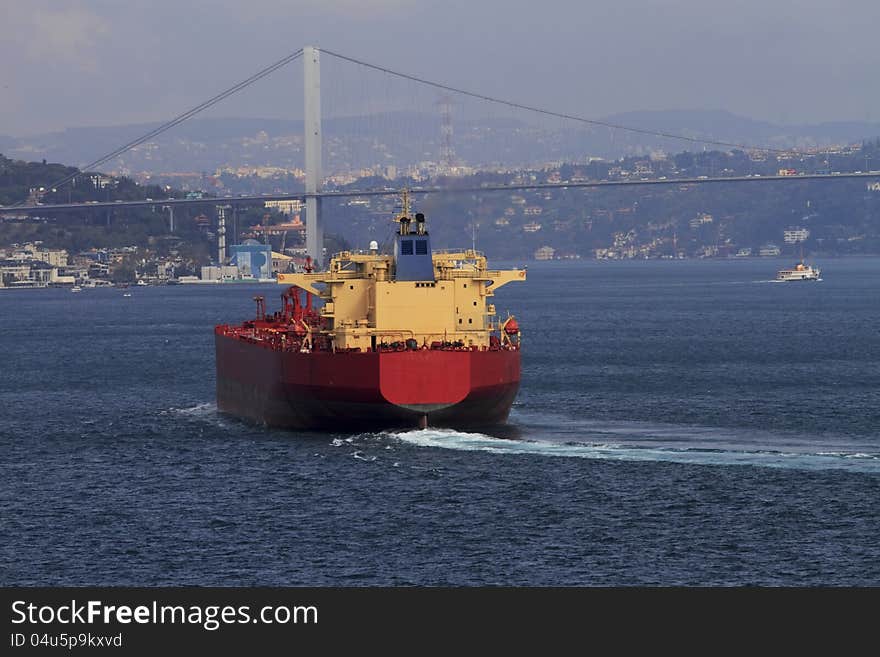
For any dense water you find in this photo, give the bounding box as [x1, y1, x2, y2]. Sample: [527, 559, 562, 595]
[2, 258, 878, 586]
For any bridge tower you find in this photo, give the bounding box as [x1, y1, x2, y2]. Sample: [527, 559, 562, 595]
[217, 205, 229, 264]
[304, 45, 323, 268]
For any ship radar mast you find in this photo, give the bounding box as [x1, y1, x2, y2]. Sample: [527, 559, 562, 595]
[394, 189, 427, 236]
[396, 189, 410, 235]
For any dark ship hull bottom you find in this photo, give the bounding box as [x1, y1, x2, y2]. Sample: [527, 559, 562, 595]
[215, 333, 520, 431]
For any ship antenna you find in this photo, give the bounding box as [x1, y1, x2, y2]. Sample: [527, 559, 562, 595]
[395, 188, 412, 235]
[394, 188, 411, 220]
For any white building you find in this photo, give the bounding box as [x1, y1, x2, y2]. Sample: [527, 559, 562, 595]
[534, 246, 555, 260]
[33, 248, 68, 267]
[264, 199, 303, 215]
[783, 227, 810, 244]
[201, 265, 241, 282]
[689, 213, 714, 229]
[6, 243, 68, 267]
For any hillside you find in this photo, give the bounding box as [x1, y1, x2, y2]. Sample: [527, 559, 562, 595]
[3, 139, 880, 261]
[2, 111, 879, 175]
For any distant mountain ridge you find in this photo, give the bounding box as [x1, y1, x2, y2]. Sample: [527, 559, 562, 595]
[602, 109, 880, 148]
[2, 110, 879, 173]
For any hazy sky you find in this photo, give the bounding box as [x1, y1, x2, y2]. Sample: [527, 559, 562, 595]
[2, 0, 879, 136]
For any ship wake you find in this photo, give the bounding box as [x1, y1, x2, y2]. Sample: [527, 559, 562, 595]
[162, 401, 241, 431]
[387, 422, 880, 474]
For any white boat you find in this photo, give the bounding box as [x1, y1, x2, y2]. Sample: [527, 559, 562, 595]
[776, 261, 821, 281]
[70, 285, 82, 293]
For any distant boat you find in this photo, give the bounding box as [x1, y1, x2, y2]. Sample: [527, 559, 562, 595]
[123, 292, 132, 298]
[777, 260, 821, 281]
[70, 285, 82, 293]
[136, 279, 148, 287]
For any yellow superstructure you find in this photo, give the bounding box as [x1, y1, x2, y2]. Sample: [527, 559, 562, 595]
[278, 249, 525, 351]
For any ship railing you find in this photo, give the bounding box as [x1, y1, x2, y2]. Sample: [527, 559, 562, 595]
[436, 268, 509, 280]
[432, 248, 485, 257]
[323, 271, 363, 280]
[437, 269, 479, 279]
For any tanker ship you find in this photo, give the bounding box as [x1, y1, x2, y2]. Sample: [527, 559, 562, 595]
[215, 196, 525, 430]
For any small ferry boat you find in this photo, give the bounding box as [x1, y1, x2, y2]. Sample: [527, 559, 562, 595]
[70, 285, 82, 293]
[776, 261, 820, 281]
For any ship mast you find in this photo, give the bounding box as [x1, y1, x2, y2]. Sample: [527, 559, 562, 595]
[396, 189, 412, 235]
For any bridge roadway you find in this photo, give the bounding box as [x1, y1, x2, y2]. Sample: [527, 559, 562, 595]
[2, 171, 879, 214]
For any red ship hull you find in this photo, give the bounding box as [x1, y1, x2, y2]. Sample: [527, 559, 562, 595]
[215, 332, 521, 430]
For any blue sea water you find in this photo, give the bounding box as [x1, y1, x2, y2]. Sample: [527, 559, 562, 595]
[1, 257, 878, 586]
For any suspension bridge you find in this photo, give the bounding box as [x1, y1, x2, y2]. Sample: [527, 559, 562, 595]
[2, 45, 878, 267]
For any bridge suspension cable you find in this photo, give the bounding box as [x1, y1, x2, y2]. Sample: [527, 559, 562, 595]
[321, 48, 795, 157]
[24, 47, 305, 205]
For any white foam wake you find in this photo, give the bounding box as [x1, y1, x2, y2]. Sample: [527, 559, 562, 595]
[168, 402, 217, 417]
[387, 427, 880, 473]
